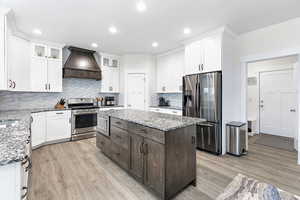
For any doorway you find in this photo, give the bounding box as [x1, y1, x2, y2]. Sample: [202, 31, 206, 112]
[126, 73, 146, 110]
[259, 69, 297, 138]
[247, 56, 298, 152]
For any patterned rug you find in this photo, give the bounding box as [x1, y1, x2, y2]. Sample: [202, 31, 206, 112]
[217, 174, 300, 200]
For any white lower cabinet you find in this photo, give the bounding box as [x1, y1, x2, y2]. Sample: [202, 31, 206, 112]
[0, 162, 23, 200]
[148, 107, 182, 116]
[45, 111, 71, 142]
[31, 112, 46, 147]
[31, 110, 71, 148]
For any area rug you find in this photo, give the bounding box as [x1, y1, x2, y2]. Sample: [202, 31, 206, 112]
[254, 134, 295, 152]
[216, 174, 300, 200]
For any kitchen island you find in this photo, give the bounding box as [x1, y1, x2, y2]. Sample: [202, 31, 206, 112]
[96, 109, 205, 200]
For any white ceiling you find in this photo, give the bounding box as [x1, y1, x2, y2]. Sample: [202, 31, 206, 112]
[2, 0, 300, 54]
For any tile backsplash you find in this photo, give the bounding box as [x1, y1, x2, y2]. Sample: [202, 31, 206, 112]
[0, 78, 118, 111]
[156, 93, 182, 108]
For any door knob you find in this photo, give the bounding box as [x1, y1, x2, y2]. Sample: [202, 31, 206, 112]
[260, 105, 264, 108]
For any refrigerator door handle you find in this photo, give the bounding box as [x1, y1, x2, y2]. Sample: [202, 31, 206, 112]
[199, 123, 214, 127]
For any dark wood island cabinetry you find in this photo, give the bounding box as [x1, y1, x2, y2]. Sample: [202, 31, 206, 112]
[96, 109, 204, 200]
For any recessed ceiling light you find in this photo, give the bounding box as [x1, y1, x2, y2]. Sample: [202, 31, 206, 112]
[32, 28, 42, 35]
[184, 28, 191, 35]
[109, 26, 118, 34]
[136, 1, 147, 12]
[91, 43, 98, 48]
[152, 42, 158, 47]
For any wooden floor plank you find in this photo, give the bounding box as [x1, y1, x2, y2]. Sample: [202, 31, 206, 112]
[28, 136, 300, 200]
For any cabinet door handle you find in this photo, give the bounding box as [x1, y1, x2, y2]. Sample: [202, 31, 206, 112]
[45, 84, 47, 90]
[49, 84, 51, 91]
[21, 187, 28, 199]
[198, 64, 201, 71]
[56, 112, 64, 115]
[201, 64, 204, 71]
[8, 80, 12, 88]
[143, 143, 148, 155]
[191, 136, 195, 145]
[140, 142, 144, 154]
[13, 81, 16, 88]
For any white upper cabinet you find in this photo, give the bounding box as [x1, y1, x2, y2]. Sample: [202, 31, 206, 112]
[0, 13, 7, 90]
[47, 59, 63, 92]
[156, 49, 184, 93]
[32, 43, 47, 59]
[101, 68, 120, 93]
[30, 42, 63, 92]
[101, 53, 120, 70]
[185, 34, 222, 75]
[47, 46, 62, 60]
[100, 53, 120, 93]
[7, 35, 31, 91]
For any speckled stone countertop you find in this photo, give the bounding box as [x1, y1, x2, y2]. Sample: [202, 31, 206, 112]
[107, 109, 205, 131]
[149, 106, 182, 110]
[0, 110, 32, 166]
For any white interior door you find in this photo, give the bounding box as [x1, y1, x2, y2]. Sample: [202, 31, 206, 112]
[127, 73, 146, 110]
[260, 69, 297, 138]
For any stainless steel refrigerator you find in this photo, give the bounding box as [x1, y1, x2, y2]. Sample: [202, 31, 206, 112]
[183, 71, 222, 155]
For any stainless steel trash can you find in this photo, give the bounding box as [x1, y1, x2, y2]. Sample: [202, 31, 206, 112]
[226, 122, 248, 156]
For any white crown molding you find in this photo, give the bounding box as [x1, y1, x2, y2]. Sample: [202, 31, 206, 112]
[156, 46, 184, 58]
[30, 39, 65, 48]
[181, 25, 238, 46]
[240, 47, 300, 63]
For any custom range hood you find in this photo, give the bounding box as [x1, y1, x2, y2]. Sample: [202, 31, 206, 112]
[63, 46, 101, 80]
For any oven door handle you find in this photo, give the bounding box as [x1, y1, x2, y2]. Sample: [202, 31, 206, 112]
[73, 112, 98, 115]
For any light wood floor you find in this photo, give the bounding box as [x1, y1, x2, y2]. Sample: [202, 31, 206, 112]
[28, 136, 300, 200]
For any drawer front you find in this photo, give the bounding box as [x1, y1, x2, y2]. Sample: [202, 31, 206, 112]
[96, 133, 111, 155]
[128, 122, 165, 144]
[46, 110, 70, 118]
[111, 142, 129, 170]
[111, 117, 127, 130]
[111, 126, 129, 150]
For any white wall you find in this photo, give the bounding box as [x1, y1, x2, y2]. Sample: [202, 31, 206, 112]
[235, 17, 300, 164]
[119, 54, 156, 109]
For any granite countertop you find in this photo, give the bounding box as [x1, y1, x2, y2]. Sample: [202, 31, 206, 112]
[0, 110, 31, 166]
[107, 109, 205, 131]
[149, 106, 182, 111]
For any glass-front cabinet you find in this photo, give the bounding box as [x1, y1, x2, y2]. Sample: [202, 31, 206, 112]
[32, 43, 62, 60]
[32, 43, 47, 58]
[48, 46, 62, 60]
[101, 53, 120, 70]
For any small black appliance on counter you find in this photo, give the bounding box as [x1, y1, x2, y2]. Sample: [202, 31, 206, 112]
[104, 96, 116, 106]
[158, 97, 170, 106]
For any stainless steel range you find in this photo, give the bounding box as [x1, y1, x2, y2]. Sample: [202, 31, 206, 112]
[68, 98, 99, 140]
